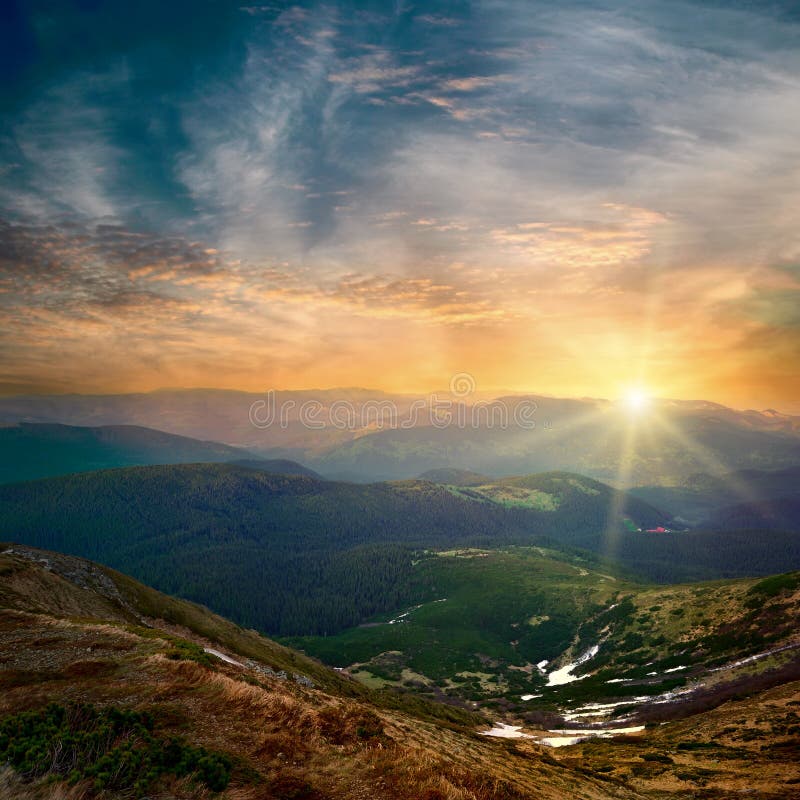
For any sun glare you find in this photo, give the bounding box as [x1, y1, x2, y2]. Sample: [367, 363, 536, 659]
[622, 387, 652, 413]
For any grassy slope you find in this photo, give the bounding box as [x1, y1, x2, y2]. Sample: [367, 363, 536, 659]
[0, 545, 643, 800]
[521, 678, 800, 798]
[0, 543, 354, 696]
[2, 545, 799, 799]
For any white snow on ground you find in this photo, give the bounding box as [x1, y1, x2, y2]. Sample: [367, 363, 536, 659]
[547, 645, 599, 686]
[480, 724, 534, 739]
[562, 697, 651, 722]
[386, 599, 447, 625]
[520, 694, 542, 701]
[711, 643, 800, 672]
[650, 685, 697, 705]
[538, 725, 644, 748]
[203, 647, 244, 667]
[388, 604, 422, 624]
[536, 659, 548, 672]
[665, 665, 687, 673]
[539, 734, 586, 747]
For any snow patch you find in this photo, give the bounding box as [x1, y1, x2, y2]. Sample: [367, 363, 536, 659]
[711, 643, 800, 673]
[547, 645, 599, 686]
[203, 647, 244, 667]
[480, 723, 534, 739]
[562, 697, 651, 722]
[538, 725, 644, 748]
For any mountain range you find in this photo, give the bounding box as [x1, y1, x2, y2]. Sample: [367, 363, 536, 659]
[1, 397, 800, 798]
[0, 463, 663, 636]
[2, 389, 799, 484]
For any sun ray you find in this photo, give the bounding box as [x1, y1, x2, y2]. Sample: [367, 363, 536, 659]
[599, 403, 645, 564]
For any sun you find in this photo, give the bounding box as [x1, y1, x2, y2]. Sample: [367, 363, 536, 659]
[622, 387, 652, 413]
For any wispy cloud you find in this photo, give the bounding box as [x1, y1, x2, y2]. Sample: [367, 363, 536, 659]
[1, 0, 799, 405]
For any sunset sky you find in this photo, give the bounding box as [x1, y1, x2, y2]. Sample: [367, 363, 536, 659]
[1, 1, 799, 410]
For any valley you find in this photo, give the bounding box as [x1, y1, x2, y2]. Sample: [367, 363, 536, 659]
[1, 545, 799, 799]
[1, 411, 799, 798]
[287, 548, 800, 734]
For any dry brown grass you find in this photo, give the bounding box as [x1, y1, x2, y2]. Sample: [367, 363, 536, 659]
[0, 768, 93, 800]
[0, 614, 639, 800]
[0, 603, 642, 800]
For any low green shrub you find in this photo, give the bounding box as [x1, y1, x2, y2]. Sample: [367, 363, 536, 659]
[165, 639, 213, 665]
[747, 573, 800, 602]
[641, 752, 673, 763]
[0, 702, 231, 794]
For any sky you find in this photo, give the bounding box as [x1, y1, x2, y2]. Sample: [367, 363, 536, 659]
[1, 1, 799, 410]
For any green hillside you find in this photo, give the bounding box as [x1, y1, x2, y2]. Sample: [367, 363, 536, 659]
[630, 465, 800, 524]
[2, 463, 799, 642]
[418, 467, 493, 485]
[288, 546, 800, 717]
[0, 464, 663, 636]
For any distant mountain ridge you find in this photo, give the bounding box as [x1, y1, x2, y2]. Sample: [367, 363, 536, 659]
[630, 465, 800, 524]
[417, 467, 492, 485]
[1, 389, 799, 485]
[0, 422, 316, 484]
[702, 495, 800, 533]
[314, 400, 800, 485]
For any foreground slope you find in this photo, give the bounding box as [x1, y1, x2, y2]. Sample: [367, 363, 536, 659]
[0, 544, 647, 800]
[2, 545, 799, 799]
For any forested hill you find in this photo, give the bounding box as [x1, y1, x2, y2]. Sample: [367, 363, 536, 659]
[703, 495, 800, 533]
[227, 458, 322, 478]
[417, 467, 492, 485]
[0, 464, 664, 635]
[4, 463, 800, 639]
